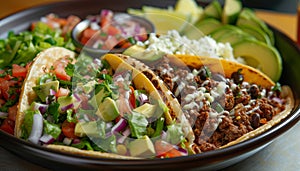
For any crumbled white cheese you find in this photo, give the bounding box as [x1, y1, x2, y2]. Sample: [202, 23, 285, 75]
[137, 30, 245, 64]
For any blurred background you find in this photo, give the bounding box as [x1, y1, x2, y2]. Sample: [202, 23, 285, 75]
[0, 0, 297, 41]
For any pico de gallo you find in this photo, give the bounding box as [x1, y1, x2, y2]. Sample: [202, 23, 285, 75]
[78, 9, 149, 50]
[0, 64, 29, 135]
[20, 54, 188, 158]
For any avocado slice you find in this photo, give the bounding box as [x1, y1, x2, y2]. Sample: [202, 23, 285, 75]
[236, 8, 274, 45]
[217, 30, 256, 44]
[222, 0, 242, 24]
[129, 135, 155, 157]
[133, 103, 157, 118]
[123, 45, 165, 62]
[204, 0, 222, 20]
[32, 80, 59, 102]
[193, 18, 222, 35]
[57, 95, 73, 112]
[210, 25, 242, 40]
[238, 25, 272, 45]
[96, 97, 119, 122]
[232, 39, 282, 81]
[74, 121, 100, 137]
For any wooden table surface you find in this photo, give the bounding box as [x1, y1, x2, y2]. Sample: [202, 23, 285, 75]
[0, 1, 299, 171]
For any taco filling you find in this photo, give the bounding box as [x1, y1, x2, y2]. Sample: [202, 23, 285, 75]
[17, 49, 191, 158]
[116, 54, 293, 153]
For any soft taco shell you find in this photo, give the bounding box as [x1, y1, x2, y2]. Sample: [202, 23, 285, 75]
[15, 47, 76, 138]
[15, 48, 192, 159]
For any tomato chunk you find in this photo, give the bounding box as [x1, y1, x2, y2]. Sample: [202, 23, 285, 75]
[62, 120, 77, 139]
[155, 140, 184, 158]
[0, 119, 14, 135]
[12, 64, 27, 78]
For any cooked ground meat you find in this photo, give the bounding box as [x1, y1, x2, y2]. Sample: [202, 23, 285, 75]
[147, 57, 287, 152]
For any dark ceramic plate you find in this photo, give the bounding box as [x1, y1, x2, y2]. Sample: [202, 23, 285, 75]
[0, 0, 300, 171]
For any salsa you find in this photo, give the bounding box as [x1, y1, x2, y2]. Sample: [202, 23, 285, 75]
[0, 64, 29, 135]
[78, 9, 149, 50]
[0, 14, 80, 135]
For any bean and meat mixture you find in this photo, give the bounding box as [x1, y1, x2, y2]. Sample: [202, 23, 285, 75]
[145, 57, 287, 153]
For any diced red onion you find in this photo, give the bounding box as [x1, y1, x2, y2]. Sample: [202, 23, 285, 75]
[73, 93, 81, 102]
[73, 138, 81, 144]
[0, 112, 8, 118]
[101, 9, 113, 18]
[106, 122, 113, 129]
[63, 137, 73, 145]
[116, 127, 131, 144]
[111, 118, 127, 134]
[122, 127, 131, 137]
[134, 24, 140, 33]
[272, 97, 283, 104]
[49, 89, 57, 96]
[117, 135, 127, 144]
[177, 147, 188, 156]
[33, 103, 49, 114]
[138, 93, 149, 105]
[161, 131, 167, 141]
[106, 131, 112, 138]
[61, 103, 74, 112]
[57, 133, 65, 142]
[39, 134, 55, 144]
[28, 114, 44, 144]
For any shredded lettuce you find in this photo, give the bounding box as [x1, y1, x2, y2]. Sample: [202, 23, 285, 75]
[0, 22, 75, 68]
[21, 110, 38, 139]
[127, 111, 148, 138]
[43, 120, 61, 139]
[166, 123, 185, 145]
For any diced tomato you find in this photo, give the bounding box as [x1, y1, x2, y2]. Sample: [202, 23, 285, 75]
[80, 28, 98, 45]
[106, 25, 121, 36]
[62, 120, 77, 139]
[8, 105, 18, 121]
[103, 36, 119, 50]
[120, 41, 132, 49]
[100, 10, 113, 28]
[0, 79, 10, 100]
[25, 62, 33, 71]
[154, 140, 184, 158]
[56, 87, 70, 97]
[12, 64, 27, 78]
[0, 118, 15, 135]
[54, 66, 71, 81]
[129, 86, 136, 109]
[53, 58, 72, 81]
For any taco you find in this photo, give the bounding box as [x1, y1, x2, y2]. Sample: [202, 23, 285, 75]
[15, 47, 195, 159]
[116, 53, 294, 153]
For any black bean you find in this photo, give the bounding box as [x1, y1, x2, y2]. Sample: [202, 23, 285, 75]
[198, 66, 211, 80]
[249, 85, 260, 99]
[250, 113, 260, 129]
[231, 69, 244, 84]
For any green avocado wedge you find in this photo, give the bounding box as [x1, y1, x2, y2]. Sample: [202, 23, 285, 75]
[232, 39, 282, 81]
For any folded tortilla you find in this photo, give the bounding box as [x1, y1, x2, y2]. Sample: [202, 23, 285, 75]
[15, 48, 195, 158]
[117, 53, 294, 150]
